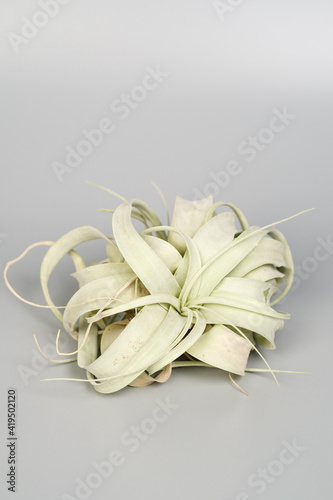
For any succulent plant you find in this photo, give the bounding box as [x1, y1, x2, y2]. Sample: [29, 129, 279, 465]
[5, 185, 304, 394]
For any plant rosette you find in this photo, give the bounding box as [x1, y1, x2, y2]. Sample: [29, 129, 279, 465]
[4, 183, 309, 394]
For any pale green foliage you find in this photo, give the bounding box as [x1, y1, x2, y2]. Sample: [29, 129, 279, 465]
[5, 188, 298, 394]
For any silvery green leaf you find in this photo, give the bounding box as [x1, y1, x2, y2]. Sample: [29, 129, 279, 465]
[112, 202, 180, 296]
[168, 195, 213, 254]
[187, 324, 252, 376]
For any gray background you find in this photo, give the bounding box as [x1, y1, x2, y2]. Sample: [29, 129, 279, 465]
[1, 1, 332, 499]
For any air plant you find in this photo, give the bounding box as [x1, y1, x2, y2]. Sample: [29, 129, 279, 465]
[4, 183, 309, 394]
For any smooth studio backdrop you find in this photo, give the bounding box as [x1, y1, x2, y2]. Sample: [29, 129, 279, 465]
[1, 1, 332, 499]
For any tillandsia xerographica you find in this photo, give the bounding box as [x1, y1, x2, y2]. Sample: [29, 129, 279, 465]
[4, 183, 309, 394]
